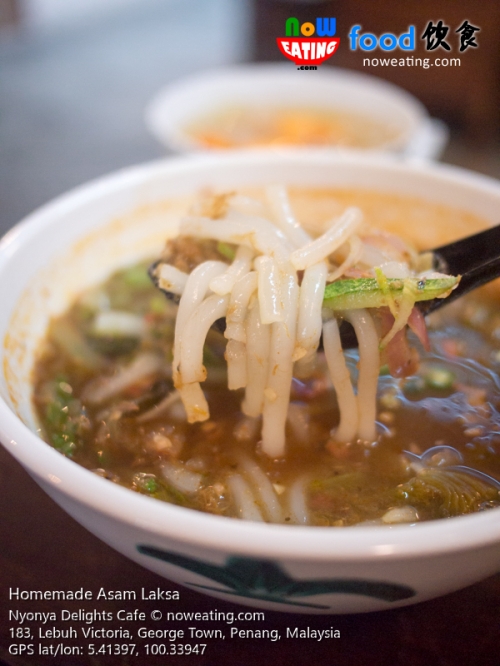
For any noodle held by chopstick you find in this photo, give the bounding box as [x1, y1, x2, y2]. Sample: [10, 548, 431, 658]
[158, 188, 453, 457]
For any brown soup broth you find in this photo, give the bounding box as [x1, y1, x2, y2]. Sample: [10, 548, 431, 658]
[31, 193, 500, 526]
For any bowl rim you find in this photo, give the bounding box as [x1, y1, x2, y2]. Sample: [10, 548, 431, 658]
[144, 62, 429, 154]
[2, 148, 500, 563]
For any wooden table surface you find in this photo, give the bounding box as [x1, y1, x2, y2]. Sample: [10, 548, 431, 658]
[0, 3, 499, 665]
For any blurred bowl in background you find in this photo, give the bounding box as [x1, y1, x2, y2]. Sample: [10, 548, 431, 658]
[145, 64, 447, 160]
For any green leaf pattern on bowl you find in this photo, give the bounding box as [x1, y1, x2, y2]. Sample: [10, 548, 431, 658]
[137, 545, 415, 609]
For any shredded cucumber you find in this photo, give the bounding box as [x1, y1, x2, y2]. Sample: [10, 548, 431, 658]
[323, 276, 459, 311]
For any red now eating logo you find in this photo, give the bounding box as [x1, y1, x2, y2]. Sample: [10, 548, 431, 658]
[277, 17, 340, 66]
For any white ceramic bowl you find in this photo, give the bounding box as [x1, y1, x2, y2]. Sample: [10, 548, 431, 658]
[145, 64, 447, 160]
[1, 150, 500, 615]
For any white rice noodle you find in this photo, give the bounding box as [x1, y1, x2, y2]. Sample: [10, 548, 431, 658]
[287, 476, 310, 525]
[226, 473, 264, 522]
[92, 311, 146, 338]
[242, 299, 271, 418]
[358, 242, 391, 269]
[178, 381, 209, 423]
[227, 209, 295, 258]
[255, 255, 284, 324]
[161, 460, 202, 495]
[327, 236, 363, 282]
[373, 260, 410, 279]
[137, 389, 183, 423]
[238, 455, 284, 523]
[173, 260, 228, 383]
[265, 184, 311, 248]
[158, 263, 189, 296]
[229, 193, 268, 217]
[294, 353, 317, 379]
[296, 261, 327, 361]
[323, 318, 358, 443]
[179, 294, 229, 385]
[261, 268, 299, 458]
[345, 309, 380, 442]
[224, 271, 258, 343]
[168, 398, 189, 422]
[287, 402, 310, 444]
[181, 213, 292, 262]
[82, 353, 163, 405]
[290, 207, 363, 271]
[167, 196, 396, 458]
[209, 245, 254, 295]
[176, 293, 228, 423]
[226, 339, 247, 390]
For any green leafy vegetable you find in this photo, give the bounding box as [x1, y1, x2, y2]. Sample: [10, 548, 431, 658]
[133, 473, 160, 495]
[217, 241, 236, 261]
[44, 377, 83, 457]
[397, 468, 500, 518]
[122, 264, 152, 288]
[423, 365, 455, 390]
